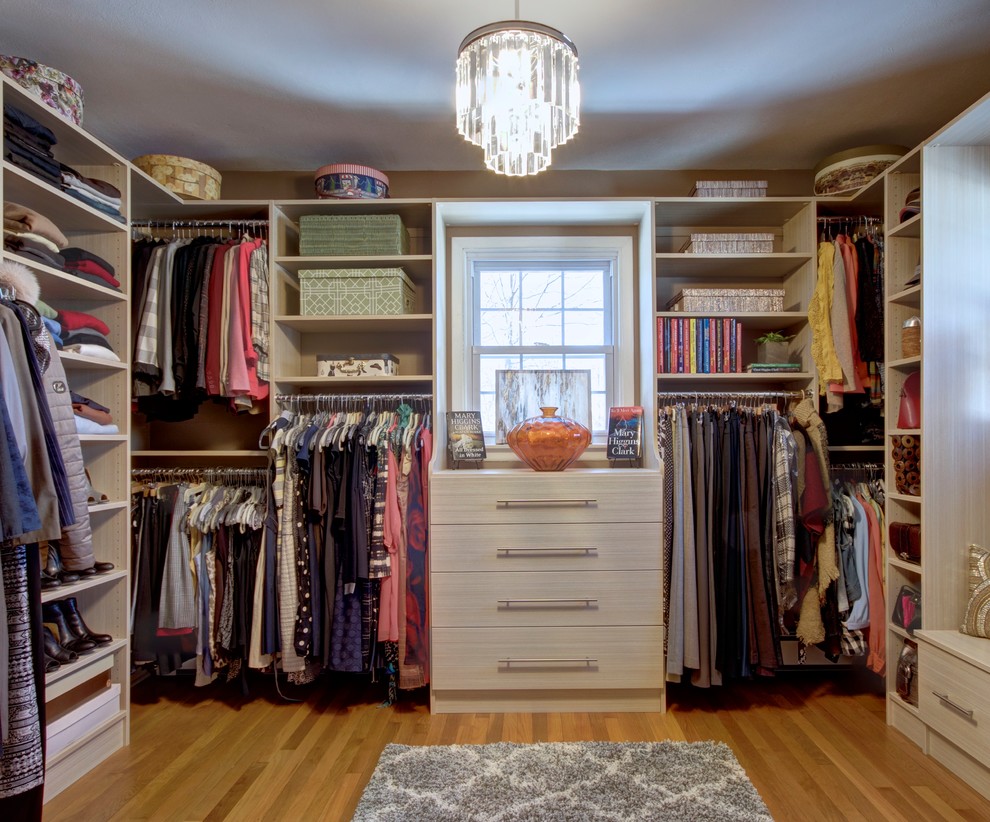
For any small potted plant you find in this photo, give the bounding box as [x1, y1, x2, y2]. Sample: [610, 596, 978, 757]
[755, 330, 792, 364]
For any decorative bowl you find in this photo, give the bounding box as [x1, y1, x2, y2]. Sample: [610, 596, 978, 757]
[506, 406, 591, 472]
[314, 163, 389, 199]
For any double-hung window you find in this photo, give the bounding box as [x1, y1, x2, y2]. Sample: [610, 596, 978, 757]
[451, 236, 634, 441]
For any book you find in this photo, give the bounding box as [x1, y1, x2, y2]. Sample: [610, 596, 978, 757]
[446, 411, 486, 461]
[744, 362, 803, 372]
[607, 406, 644, 460]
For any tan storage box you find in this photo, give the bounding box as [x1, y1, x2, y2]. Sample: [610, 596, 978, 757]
[299, 268, 416, 315]
[132, 154, 222, 200]
[667, 288, 785, 312]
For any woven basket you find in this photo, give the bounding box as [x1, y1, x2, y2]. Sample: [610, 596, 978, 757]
[132, 154, 222, 201]
[299, 214, 408, 256]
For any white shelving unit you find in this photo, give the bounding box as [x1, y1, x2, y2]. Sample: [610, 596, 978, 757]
[1, 74, 131, 800]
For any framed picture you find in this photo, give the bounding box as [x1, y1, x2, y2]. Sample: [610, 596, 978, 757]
[494, 369, 592, 444]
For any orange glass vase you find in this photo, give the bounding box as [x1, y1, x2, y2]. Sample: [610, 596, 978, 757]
[506, 406, 592, 471]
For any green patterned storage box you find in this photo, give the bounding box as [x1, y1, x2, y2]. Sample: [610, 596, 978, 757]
[299, 214, 409, 256]
[299, 268, 416, 315]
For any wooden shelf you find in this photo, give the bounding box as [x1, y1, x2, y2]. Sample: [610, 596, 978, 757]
[59, 350, 127, 371]
[889, 213, 921, 238]
[0, 251, 126, 303]
[77, 434, 127, 444]
[888, 356, 921, 370]
[889, 428, 921, 436]
[887, 492, 922, 505]
[130, 196, 269, 222]
[889, 556, 922, 575]
[87, 501, 128, 514]
[46, 638, 128, 699]
[42, 570, 128, 604]
[275, 313, 433, 333]
[657, 371, 812, 384]
[655, 310, 806, 333]
[887, 690, 921, 718]
[829, 445, 884, 452]
[274, 254, 433, 282]
[273, 375, 434, 389]
[654, 197, 812, 227]
[890, 284, 922, 307]
[274, 198, 434, 230]
[888, 624, 915, 642]
[655, 252, 812, 279]
[3, 161, 126, 232]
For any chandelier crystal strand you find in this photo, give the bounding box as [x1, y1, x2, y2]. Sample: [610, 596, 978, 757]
[455, 22, 580, 176]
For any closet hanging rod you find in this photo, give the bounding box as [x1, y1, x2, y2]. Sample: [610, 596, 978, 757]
[130, 219, 269, 228]
[816, 215, 883, 224]
[831, 461, 884, 471]
[275, 392, 432, 404]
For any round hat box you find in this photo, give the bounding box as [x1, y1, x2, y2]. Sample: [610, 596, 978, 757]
[0, 54, 84, 125]
[133, 154, 222, 201]
[814, 144, 907, 196]
[314, 164, 389, 199]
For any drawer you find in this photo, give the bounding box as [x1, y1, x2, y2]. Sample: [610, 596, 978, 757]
[919, 642, 990, 768]
[431, 570, 661, 627]
[431, 626, 663, 690]
[430, 522, 661, 572]
[430, 470, 661, 525]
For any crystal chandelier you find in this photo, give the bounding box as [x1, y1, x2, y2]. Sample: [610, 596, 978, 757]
[455, 13, 580, 176]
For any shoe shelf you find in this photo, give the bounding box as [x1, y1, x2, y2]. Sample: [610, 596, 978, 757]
[45, 638, 128, 699]
[42, 570, 128, 604]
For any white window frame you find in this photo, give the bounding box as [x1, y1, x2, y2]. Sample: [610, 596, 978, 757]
[450, 235, 636, 442]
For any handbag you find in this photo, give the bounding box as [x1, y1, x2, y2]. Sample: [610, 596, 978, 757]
[891, 584, 922, 635]
[896, 642, 918, 705]
[889, 522, 921, 563]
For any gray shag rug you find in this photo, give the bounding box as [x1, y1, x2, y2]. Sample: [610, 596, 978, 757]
[352, 740, 773, 821]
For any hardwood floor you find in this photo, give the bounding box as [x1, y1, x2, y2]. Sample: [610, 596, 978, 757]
[45, 668, 990, 821]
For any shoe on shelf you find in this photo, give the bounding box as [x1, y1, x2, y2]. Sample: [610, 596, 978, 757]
[43, 624, 79, 664]
[62, 596, 113, 647]
[45, 655, 61, 673]
[41, 569, 62, 590]
[42, 601, 97, 654]
[78, 561, 115, 576]
[84, 467, 110, 505]
[44, 543, 80, 585]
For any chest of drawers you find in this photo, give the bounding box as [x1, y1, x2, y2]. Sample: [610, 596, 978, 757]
[429, 468, 664, 713]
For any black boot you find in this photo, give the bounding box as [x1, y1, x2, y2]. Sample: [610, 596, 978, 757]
[45, 543, 80, 584]
[42, 601, 96, 654]
[78, 561, 116, 576]
[43, 625, 78, 664]
[62, 597, 113, 646]
[45, 655, 61, 673]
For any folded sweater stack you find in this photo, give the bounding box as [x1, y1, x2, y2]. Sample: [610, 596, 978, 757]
[3, 103, 60, 187]
[60, 163, 124, 223]
[71, 391, 118, 435]
[51, 305, 120, 362]
[4, 200, 68, 270]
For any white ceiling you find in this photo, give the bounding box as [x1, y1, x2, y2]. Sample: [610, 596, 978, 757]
[2, 0, 990, 174]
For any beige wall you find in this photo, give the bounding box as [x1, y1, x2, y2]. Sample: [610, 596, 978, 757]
[218, 169, 814, 200]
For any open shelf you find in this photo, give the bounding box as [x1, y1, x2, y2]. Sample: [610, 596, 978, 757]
[59, 350, 127, 371]
[888, 556, 922, 575]
[890, 284, 922, 307]
[3, 161, 125, 231]
[41, 570, 128, 604]
[657, 371, 813, 384]
[275, 313, 433, 333]
[655, 311, 806, 333]
[889, 213, 921, 238]
[888, 356, 922, 370]
[273, 375, 434, 389]
[0, 251, 126, 302]
[654, 197, 813, 227]
[654, 252, 812, 279]
[274, 254, 433, 283]
[45, 638, 128, 698]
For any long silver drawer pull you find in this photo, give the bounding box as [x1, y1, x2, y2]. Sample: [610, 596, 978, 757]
[498, 657, 597, 665]
[496, 498, 597, 506]
[933, 691, 976, 719]
[497, 598, 598, 606]
[497, 547, 597, 554]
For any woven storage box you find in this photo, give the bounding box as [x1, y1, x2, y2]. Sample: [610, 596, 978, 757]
[667, 288, 785, 312]
[299, 214, 409, 256]
[0, 55, 84, 124]
[132, 154, 221, 200]
[682, 232, 774, 253]
[692, 180, 767, 198]
[299, 268, 416, 315]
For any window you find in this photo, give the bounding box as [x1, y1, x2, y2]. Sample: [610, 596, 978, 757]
[451, 236, 635, 441]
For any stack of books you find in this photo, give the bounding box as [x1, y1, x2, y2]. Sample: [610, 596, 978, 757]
[692, 180, 768, 198]
[657, 316, 743, 374]
[743, 362, 803, 373]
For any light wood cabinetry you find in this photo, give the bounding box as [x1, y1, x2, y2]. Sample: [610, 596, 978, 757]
[885, 91, 990, 801]
[1, 75, 131, 799]
[654, 197, 816, 387]
[269, 199, 434, 401]
[430, 469, 663, 712]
